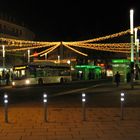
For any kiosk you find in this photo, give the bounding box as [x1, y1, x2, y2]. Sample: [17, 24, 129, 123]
[112, 59, 130, 83]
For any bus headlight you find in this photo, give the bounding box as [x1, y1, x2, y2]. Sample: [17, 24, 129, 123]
[12, 82, 15, 86]
[25, 79, 30, 84]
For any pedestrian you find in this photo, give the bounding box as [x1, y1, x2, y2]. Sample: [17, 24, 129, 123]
[114, 71, 120, 87]
[5, 72, 10, 85]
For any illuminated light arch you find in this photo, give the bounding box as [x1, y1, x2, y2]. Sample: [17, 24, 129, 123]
[40, 43, 61, 57]
[1, 26, 140, 55]
[64, 43, 131, 51]
[63, 43, 88, 56]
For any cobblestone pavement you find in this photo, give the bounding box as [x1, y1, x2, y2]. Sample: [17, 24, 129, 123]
[0, 106, 140, 140]
[0, 83, 140, 140]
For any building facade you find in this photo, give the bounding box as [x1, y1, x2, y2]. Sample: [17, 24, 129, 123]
[0, 19, 35, 40]
[0, 18, 35, 68]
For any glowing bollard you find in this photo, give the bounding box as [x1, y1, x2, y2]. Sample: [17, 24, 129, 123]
[82, 93, 86, 121]
[120, 92, 125, 120]
[43, 93, 48, 122]
[4, 93, 8, 123]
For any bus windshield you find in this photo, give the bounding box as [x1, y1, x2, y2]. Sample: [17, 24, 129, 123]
[13, 66, 37, 80]
[13, 69, 27, 80]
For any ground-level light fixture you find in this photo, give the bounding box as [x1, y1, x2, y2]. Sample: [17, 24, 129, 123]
[43, 92, 48, 122]
[82, 92, 86, 121]
[4, 93, 8, 104]
[43, 93, 47, 103]
[4, 93, 8, 123]
[120, 92, 125, 120]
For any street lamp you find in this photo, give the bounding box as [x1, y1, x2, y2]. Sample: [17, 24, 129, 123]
[130, 9, 134, 62]
[130, 9, 135, 89]
[134, 28, 139, 64]
[45, 53, 47, 60]
[67, 60, 71, 65]
[134, 28, 137, 45]
[27, 49, 30, 63]
[58, 55, 60, 63]
[136, 39, 139, 65]
[2, 45, 5, 69]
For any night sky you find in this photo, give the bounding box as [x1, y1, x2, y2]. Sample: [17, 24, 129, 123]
[0, 0, 140, 42]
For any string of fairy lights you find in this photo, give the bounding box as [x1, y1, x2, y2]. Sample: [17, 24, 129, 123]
[1, 26, 140, 57]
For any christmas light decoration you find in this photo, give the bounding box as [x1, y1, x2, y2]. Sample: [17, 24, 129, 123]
[30, 43, 61, 57]
[63, 43, 88, 56]
[40, 43, 61, 57]
[1, 26, 140, 55]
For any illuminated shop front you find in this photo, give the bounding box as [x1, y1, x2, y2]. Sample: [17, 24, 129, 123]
[112, 59, 130, 82]
[75, 65, 102, 80]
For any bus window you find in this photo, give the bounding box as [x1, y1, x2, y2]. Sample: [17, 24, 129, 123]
[36, 70, 45, 77]
[13, 69, 27, 79]
[29, 67, 36, 78]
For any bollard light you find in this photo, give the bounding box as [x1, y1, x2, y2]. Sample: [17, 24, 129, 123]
[82, 92, 86, 121]
[3, 93, 8, 123]
[82, 93, 86, 102]
[4, 94, 8, 99]
[43, 93, 47, 103]
[121, 93, 125, 97]
[43, 92, 48, 122]
[121, 97, 124, 102]
[120, 92, 125, 120]
[43, 99, 47, 103]
[82, 93, 86, 97]
[43, 94, 47, 98]
[4, 94, 8, 104]
[82, 98, 86, 102]
[120, 93, 125, 102]
[4, 99, 8, 104]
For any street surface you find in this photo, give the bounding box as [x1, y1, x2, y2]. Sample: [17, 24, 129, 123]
[0, 79, 140, 108]
[0, 80, 140, 140]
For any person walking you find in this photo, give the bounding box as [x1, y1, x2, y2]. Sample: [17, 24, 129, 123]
[114, 71, 120, 87]
[5, 72, 10, 85]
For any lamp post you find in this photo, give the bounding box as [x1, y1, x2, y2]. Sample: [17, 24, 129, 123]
[134, 28, 137, 45]
[130, 9, 134, 62]
[45, 53, 47, 60]
[130, 9, 135, 88]
[67, 60, 71, 65]
[67, 60, 71, 76]
[27, 49, 30, 63]
[58, 55, 60, 63]
[2, 45, 5, 69]
[136, 39, 139, 80]
[134, 28, 139, 63]
[136, 39, 139, 65]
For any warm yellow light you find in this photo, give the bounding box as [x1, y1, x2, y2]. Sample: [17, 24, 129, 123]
[25, 79, 30, 84]
[130, 9, 134, 34]
[1, 25, 140, 54]
[63, 43, 88, 56]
